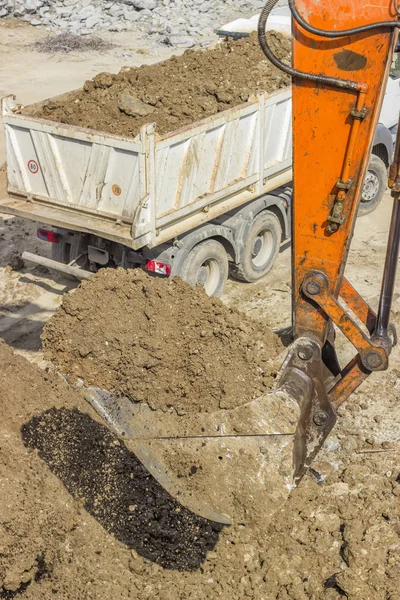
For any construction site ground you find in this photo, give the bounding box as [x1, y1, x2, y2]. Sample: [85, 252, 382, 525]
[0, 21, 399, 600]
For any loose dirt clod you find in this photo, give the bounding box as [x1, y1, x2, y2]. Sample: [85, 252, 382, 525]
[42, 269, 281, 414]
[26, 33, 291, 138]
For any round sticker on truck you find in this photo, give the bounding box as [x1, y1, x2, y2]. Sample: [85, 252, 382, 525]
[28, 160, 39, 174]
[112, 184, 122, 196]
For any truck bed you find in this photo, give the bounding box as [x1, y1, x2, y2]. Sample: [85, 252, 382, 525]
[1, 89, 292, 249]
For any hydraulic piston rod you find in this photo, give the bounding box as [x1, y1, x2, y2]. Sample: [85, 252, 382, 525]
[374, 113, 400, 343]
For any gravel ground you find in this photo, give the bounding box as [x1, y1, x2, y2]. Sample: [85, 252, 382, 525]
[0, 0, 277, 49]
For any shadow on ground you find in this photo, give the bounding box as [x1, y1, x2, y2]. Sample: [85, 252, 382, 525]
[21, 408, 224, 571]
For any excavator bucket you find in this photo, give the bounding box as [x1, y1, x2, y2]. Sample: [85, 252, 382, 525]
[84, 390, 298, 525]
[82, 339, 335, 524]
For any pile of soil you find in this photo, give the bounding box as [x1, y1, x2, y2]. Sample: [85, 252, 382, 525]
[42, 269, 281, 414]
[25, 33, 291, 138]
[1, 339, 399, 600]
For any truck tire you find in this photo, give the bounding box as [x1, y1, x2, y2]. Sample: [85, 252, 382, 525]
[180, 239, 229, 297]
[51, 229, 86, 280]
[359, 155, 387, 217]
[230, 211, 281, 283]
[51, 235, 71, 265]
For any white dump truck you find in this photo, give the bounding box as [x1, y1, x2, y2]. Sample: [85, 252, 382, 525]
[1, 36, 398, 296]
[1, 87, 293, 296]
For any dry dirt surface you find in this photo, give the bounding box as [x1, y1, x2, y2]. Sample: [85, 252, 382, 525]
[1, 339, 399, 600]
[25, 33, 291, 138]
[42, 268, 280, 414]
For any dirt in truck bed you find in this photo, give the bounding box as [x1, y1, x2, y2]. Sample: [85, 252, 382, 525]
[24, 33, 291, 138]
[41, 269, 281, 414]
[1, 338, 399, 599]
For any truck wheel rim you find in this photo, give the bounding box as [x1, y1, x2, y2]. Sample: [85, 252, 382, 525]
[362, 170, 379, 202]
[197, 259, 220, 295]
[252, 229, 274, 268]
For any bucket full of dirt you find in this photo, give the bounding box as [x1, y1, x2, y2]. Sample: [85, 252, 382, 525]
[41, 269, 282, 414]
[42, 269, 300, 525]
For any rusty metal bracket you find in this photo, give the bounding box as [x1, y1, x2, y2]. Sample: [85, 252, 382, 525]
[351, 107, 368, 120]
[339, 277, 376, 333]
[336, 179, 352, 190]
[278, 338, 337, 484]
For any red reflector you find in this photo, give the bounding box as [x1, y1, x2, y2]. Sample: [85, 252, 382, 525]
[37, 228, 59, 244]
[145, 260, 171, 277]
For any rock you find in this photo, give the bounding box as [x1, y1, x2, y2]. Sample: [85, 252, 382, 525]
[86, 15, 100, 29]
[118, 92, 155, 117]
[25, 0, 43, 11]
[165, 35, 196, 48]
[8, 254, 25, 272]
[1, 0, 267, 50]
[124, 10, 140, 22]
[107, 5, 124, 18]
[124, 0, 157, 9]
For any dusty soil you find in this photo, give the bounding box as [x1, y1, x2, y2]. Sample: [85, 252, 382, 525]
[25, 33, 291, 138]
[42, 268, 280, 414]
[1, 339, 399, 600]
[0, 339, 223, 596]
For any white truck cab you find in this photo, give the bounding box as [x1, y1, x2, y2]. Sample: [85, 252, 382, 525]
[381, 49, 400, 132]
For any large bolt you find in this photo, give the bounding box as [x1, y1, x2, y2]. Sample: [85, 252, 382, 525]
[313, 411, 329, 427]
[326, 222, 339, 234]
[297, 346, 314, 361]
[306, 280, 321, 296]
[364, 351, 384, 371]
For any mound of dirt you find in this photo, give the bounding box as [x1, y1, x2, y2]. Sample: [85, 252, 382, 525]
[42, 269, 281, 414]
[25, 33, 291, 138]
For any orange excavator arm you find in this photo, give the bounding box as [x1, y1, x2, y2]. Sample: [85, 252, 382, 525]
[259, 0, 400, 480]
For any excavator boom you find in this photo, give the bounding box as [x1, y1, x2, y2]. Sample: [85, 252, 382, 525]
[84, 1, 400, 525]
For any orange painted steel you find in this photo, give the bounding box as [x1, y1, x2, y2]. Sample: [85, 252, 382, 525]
[328, 356, 369, 409]
[292, 1, 398, 394]
[338, 278, 376, 334]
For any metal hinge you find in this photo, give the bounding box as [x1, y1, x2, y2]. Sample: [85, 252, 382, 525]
[336, 179, 352, 191]
[351, 107, 368, 121]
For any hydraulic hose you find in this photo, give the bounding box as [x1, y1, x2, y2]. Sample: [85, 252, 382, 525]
[258, 0, 360, 91]
[258, 0, 399, 91]
[288, 0, 400, 38]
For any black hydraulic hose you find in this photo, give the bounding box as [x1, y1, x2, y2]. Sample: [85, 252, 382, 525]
[289, 0, 400, 38]
[258, 0, 360, 91]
